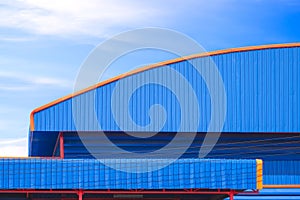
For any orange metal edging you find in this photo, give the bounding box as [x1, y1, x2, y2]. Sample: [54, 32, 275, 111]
[263, 184, 300, 189]
[59, 132, 64, 159]
[256, 159, 263, 190]
[29, 42, 300, 131]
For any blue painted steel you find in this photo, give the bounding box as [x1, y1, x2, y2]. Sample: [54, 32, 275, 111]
[264, 160, 300, 185]
[29, 131, 59, 157]
[225, 189, 300, 199]
[31, 132, 300, 185]
[32, 47, 300, 133]
[0, 158, 257, 190]
[58, 132, 300, 161]
[28, 46, 300, 192]
[61, 132, 300, 185]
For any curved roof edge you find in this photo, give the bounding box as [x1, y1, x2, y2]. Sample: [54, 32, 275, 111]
[30, 42, 300, 131]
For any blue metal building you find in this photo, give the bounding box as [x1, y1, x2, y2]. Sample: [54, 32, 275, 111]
[1, 43, 300, 199]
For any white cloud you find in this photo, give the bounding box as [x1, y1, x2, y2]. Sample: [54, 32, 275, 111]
[32, 77, 72, 88]
[0, 137, 28, 157]
[0, 85, 32, 91]
[0, 71, 73, 91]
[0, 138, 26, 145]
[0, 117, 27, 133]
[0, 36, 35, 42]
[0, 0, 166, 38]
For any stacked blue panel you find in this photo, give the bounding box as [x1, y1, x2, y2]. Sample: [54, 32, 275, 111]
[0, 158, 257, 190]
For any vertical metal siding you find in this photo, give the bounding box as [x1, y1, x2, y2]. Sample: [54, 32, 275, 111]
[0, 158, 257, 190]
[264, 160, 300, 185]
[33, 47, 300, 132]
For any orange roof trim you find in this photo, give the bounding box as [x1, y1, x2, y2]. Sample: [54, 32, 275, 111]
[29, 42, 300, 131]
[263, 184, 300, 189]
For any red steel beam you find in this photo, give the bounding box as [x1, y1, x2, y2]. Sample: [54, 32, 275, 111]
[60, 132, 64, 159]
[229, 190, 234, 200]
[0, 189, 241, 195]
[11, 198, 184, 200]
[84, 190, 238, 195]
[78, 190, 83, 200]
[0, 189, 246, 200]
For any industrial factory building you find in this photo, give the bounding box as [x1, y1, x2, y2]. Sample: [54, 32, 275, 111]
[0, 43, 299, 199]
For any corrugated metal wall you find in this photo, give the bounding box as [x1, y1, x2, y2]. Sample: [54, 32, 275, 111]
[61, 132, 300, 161]
[264, 160, 300, 184]
[58, 132, 300, 161]
[0, 158, 257, 190]
[33, 47, 300, 133]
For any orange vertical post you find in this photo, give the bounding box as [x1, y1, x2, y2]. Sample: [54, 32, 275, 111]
[60, 132, 64, 159]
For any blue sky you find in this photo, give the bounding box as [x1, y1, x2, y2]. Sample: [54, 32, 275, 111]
[0, 0, 300, 156]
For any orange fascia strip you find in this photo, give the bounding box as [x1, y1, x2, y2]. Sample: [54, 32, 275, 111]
[263, 184, 300, 189]
[256, 159, 263, 190]
[29, 42, 300, 131]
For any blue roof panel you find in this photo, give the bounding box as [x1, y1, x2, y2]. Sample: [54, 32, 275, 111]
[32, 46, 300, 133]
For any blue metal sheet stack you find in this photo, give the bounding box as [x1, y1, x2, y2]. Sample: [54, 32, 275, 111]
[0, 158, 257, 190]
